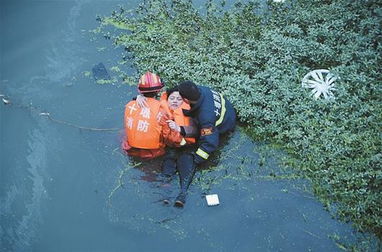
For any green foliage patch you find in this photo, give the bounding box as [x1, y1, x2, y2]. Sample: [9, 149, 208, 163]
[97, 0, 382, 240]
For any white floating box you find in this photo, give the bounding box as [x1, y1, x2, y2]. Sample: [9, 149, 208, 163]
[206, 194, 220, 206]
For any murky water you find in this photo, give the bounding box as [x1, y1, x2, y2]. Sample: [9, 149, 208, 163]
[0, 0, 364, 251]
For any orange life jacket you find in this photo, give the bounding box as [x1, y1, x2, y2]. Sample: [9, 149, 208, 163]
[159, 93, 196, 147]
[124, 98, 164, 150]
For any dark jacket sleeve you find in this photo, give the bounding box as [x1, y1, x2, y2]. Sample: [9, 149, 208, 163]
[193, 104, 219, 164]
[180, 118, 198, 138]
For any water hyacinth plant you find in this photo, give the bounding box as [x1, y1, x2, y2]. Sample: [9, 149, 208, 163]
[96, 0, 382, 243]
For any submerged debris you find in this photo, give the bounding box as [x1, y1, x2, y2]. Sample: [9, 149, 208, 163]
[92, 62, 111, 82]
[1, 94, 10, 105]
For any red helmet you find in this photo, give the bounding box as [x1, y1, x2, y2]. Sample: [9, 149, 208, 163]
[138, 72, 164, 93]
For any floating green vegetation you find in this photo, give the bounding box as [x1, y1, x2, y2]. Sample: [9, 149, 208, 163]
[102, 16, 136, 31]
[83, 71, 91, 77]
[96, 46, 107, 52]
[96, 78, 117, 85]
[98, 0, 382, 242]
[110, 66, 121, 72]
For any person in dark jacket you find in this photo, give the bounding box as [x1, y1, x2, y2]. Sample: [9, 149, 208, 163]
[173, 80, 236, 205]
[178, 81, 236, 162]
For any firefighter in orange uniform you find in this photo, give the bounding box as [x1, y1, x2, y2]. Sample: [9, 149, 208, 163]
[122, 72, 165, 159]
[122, 75, 198, 207]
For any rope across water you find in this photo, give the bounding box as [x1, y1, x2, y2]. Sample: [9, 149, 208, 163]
[1, 94, 120, 132]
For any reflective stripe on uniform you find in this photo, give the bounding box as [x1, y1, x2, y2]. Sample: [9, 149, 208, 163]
[196, 148, 209, 160]
[215, 93, 226, 126]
